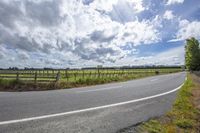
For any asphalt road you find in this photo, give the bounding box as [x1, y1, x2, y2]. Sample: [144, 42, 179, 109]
[0, 72, 186, 133]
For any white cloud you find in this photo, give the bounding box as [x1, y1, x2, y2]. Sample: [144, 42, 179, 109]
[90, 0, 118, 12]
[126, 0, 145, 13]
[90, 0, 145, 13]
[0, 53, 5, 59]
[163, 10, 174, 20]
[170, 20, 200, 42]
[115, 46, 184, 66]
[17, 51, 30, 60]
[166, 0, 184, 5]
[0, 0, 160, 68]
[115, 20, 160, 46]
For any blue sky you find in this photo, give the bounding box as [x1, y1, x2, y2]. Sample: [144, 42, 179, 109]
[0, 0, 200, 68]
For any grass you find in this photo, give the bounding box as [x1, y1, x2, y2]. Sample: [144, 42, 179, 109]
[0, 72, 156, 91]
[137, 73, 200, 133]
[0, 68, 182, 91]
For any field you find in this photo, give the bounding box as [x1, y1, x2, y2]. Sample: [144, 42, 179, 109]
[0, 68, 182, 91]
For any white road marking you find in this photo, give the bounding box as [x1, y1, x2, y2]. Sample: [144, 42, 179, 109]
[0, 76, 187, 125]
[150, 78, 158, 82]
[77, 86, 123, 93]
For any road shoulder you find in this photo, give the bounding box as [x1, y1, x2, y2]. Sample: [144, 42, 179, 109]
[119, 73, 200, 133]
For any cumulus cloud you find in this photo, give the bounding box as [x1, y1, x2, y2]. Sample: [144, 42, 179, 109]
[166, 0, 184, 5]
[0, 0, 160, 67]
[90, 0, 118, 12]
[0, 51, 5, 59]
[17, 51, 30, 60]
[170, 20, 200, 42]
[3, 0, 194, 68]
[0, 45, 6, 59]
[44, 59, 62, 66]
[163, 10, 174, 20]
[90, 0, 145, 13]
[116, 46, 184, 66]
[108, 0, 145, 23]
[115, 20, 160, 46]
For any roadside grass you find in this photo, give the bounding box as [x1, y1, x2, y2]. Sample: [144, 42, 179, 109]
[0, 72, 160, 91]
[138, 73, 200, 133]
[0, 68, 182, 91]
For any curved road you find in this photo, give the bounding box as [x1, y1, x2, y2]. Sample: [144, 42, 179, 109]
[0, 72, 186, 133]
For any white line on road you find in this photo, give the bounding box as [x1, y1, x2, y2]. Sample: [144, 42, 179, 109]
[77, 86, 123, 93]
[0, 77, 187, 125]
[150, 78, 158, 82]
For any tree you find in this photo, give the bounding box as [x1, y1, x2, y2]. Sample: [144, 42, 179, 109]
[185, 37, 200, 71]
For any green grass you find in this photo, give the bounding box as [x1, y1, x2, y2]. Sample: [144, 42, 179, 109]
[142, 120, 163, 133]
[0, 68, 182, 91]
[138, 74, 200, 133]
[0, 78, 22, 87]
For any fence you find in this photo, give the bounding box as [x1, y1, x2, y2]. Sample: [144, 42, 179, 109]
[0, 71, 61, 83]
[0, 68, 182, 83]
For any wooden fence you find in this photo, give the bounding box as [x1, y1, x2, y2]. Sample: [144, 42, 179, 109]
[0, 71, 61, 83]
[0, 69, 182, 83]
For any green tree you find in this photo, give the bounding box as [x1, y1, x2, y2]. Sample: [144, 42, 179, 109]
[185, 37, 200, 71]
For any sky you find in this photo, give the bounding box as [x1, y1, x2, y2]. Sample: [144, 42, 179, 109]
[0, 0, 200, 68]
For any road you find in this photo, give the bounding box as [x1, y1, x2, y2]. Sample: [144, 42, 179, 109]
[0, 72, 186, 133]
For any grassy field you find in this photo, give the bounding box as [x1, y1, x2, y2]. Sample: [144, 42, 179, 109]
[0, 68, 182, 91]
[134, 72, 200, 133]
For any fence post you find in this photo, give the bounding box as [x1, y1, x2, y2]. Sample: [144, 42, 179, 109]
[34, 72, 37, 84]
[82, 70, 85, 79]
[65, 70, 67, 78]
[74, 73, 77, 81]
[56, 72, 61, 82]
[16, 72, 19, 82]
[65, 70, 69, 81]
[89, 72, 91, 78]
[98, 68, 100, 78]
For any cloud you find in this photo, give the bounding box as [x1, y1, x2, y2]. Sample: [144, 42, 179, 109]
[3, 0, 196, 68]
[17, 51, 30, 60]
[0, 51, 5, 60]
[82, 0, 94, 5]
[0, 45, 7, 59]
[108, 0, 145, 23]
[166, 0, 184, 5]
[90, 0, 145, 13]
[0, 0, 160, 67]
[115, 45, 184, 66]
[115, 20, 160, 46]
[170, 20, 200, 42]
[44, 59, 62, 66]
[89, 29, 117, 43]
[163, 10, 174, 20]
[89, 0, 118, 12]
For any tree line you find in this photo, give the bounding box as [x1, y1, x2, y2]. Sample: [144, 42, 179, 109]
[185, 37, 200, 71]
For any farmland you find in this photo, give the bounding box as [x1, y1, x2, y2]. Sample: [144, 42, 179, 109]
[0, 67, 182, 91]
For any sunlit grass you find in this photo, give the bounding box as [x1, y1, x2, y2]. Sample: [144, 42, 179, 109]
[0, 68, 182, 91]
[139, 73, 200, 133]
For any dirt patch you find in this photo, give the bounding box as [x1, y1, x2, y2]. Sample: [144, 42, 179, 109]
[191, 74, 200, 109]
[191, 74, 200, 132]
[192, 88, 200, 109]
